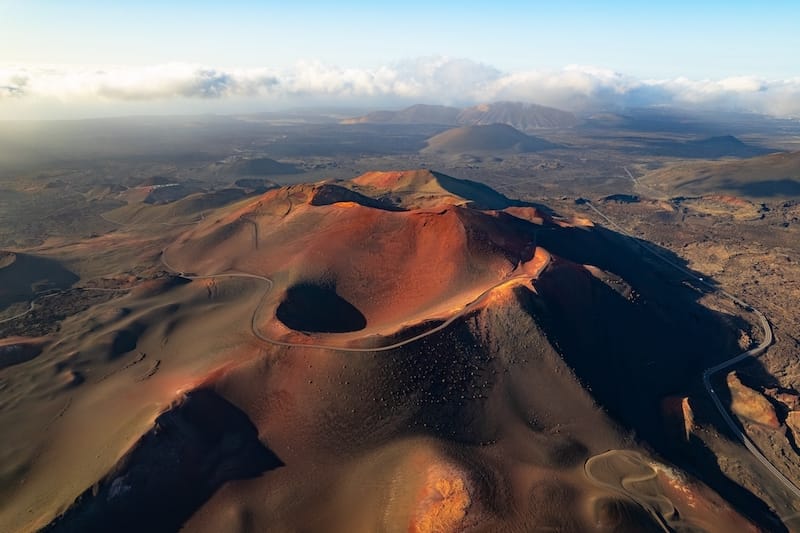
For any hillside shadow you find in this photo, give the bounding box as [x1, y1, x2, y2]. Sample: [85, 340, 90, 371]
[44, 389, 283, 533]
[310, 183, 406, 211]
[624, 136, 775, 159]
[434, 171, 559, 215]
[0, 252, 79, 311]
[724, 178, 800, 198]
[277, 282, 367, 333]
[524, 222, 787, 527]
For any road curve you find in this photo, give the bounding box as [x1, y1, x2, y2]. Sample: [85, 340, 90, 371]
[584, 197, 800, 502]
[160, 242, 550, 354]
[0, 287, 131, 327]
[584, 450, 673, 533]
[0, 301, 36, 325]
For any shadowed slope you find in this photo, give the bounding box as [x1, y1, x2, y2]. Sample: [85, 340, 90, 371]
[276, 283, 366, 333]
[0, 252, 78, 310]
[352, 169, 516, 209]
[642, 150, 800, 199]
[308, 182, 404, 210]
[43, 389, 282, 533]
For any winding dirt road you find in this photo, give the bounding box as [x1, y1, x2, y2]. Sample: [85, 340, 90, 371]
[0, 288, 128, 326]
[583, 194, 800, 502]
[584, 450, 674, 533]
[160, 239, 550, 353]
[0, 301, 36, 325]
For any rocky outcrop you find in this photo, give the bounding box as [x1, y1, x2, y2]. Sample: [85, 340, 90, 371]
[726, 372, 780, 428]
[786, 412, 800, 444]
[661, 396, 695, 441]
[765, 388, 800, 411]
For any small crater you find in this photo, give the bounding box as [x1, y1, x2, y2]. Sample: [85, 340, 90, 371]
[276, 283, 366, 333]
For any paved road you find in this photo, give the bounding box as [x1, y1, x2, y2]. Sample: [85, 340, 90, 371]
[584, 194, 800, 502]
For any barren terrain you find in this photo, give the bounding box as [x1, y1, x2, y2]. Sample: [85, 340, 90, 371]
[2, 108, 800, 531]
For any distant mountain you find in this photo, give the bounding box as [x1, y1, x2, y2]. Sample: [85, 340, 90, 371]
[341, 104, 461, 125]
[581, 107, 800, 137]
[342, 101, 578, 131]
[422, 124, 560, 154]
[457, 101, 579, 131]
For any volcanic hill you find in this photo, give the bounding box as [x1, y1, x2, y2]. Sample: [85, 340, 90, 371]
[456, 101, 579, 131]
[0, 170, 781, 531]
[422, 124, 559, 155]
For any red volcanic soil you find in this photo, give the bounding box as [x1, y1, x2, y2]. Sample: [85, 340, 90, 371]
[165, 172, 550, 345]
[353, 169, 441, 190]
[8, 170, 775, 532]
[352, 169, 516, 209]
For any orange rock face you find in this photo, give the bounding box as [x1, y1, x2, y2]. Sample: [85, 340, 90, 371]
[656, 465, 760, 533]
[786, 411, 800, 443]
[661, 396, 695, 441]
[726, 372, 780, 428]
[767, 389, 800, 411]
[409, 464, 471, 533]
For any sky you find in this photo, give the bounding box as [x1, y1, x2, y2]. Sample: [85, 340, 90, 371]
[1, 0, 799, 119]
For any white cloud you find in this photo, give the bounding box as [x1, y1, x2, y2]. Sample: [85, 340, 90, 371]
[2, 58, 800, 118]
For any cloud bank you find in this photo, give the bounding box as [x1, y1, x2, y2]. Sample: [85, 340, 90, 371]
[2, 58, 800, 118]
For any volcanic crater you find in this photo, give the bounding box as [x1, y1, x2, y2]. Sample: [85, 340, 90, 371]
[1, 169, 773, 532]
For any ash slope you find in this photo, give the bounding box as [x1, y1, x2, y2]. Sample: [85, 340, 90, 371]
[5, 170, 769, 532]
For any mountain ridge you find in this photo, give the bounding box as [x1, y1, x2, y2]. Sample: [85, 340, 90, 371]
[342, 101, 579, 131]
